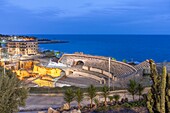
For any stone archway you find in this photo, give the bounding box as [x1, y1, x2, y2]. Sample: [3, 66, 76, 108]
[100, 78, 106, 84]
[76, 61, 84, 65]
[75, 61, 84, 68]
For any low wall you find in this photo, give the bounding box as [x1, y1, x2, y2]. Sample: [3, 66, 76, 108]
[82, 66, 89, 70]
[103, 71, 112, 78]
[90, 67, 103, 73]
[83, 66, 112, 79]
[74, 71, 105, 84]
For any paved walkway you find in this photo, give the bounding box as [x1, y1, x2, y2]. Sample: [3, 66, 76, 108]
[20, 88, 150, 112]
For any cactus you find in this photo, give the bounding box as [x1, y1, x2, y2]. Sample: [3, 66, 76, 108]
[160, 66, 166, 113]
[146, 60, 170, 113]
[166, 73, 170, 113]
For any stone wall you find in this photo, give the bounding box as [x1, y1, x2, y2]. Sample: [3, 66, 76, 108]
[90, 67, 103, 73]
[103, 71, 112, 78]
[59, 54, 137, 78]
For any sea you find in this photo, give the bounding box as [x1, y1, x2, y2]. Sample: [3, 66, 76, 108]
[27, 34, 170, 62]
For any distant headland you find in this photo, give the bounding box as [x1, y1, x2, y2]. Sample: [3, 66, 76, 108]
[38, 38, 69, 44]
[0, 34, 69, 44]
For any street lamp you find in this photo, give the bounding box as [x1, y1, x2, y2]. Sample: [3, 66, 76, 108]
[108, 57, 111, 89]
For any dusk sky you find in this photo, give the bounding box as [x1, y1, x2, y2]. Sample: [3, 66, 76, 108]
[0, 0, 170, 34]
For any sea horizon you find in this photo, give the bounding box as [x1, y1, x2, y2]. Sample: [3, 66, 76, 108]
[19, 34, 170, 63]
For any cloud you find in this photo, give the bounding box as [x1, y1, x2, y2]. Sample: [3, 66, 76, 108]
[0, 0, 170, 34]
[4, 0, 146, 18]
[4, 0, 169, 22]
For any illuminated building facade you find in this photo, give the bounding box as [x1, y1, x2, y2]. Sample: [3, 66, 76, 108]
[7, 40, 38, 55]
[0, 35, 38, 56]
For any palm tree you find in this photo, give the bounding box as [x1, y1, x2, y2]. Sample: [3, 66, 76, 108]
[75, 88, 84, 109]
[127, 79, 138, 101]
[0, 68, 28, 113]
[108, 96, 114, 103]
[113, 94, 120, 103]
[137, 83, 144, 100]
[101, 85, 110, 106]
[87, 85, 97, 108]
[64, 88, 75, 109]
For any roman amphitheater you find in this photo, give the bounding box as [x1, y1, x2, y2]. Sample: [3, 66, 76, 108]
[55, 53, 150, 87]
[10, 53, 150, 87]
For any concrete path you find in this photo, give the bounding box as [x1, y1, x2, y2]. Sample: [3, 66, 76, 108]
[19, 88, 150, 112]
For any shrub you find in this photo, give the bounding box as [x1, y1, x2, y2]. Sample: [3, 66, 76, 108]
[127, 79, 138, 101]
[94, 98, 100, 107]
[94, 106, 109, 112]
[113, 94, 120, 103]
[122, 103, 132, 108]
[108, 96, 114, 103]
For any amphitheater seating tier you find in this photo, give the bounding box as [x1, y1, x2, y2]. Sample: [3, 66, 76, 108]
[59, 74, 100, 86]
[134, 61, 150, 70]
[59, 54, 137, 78]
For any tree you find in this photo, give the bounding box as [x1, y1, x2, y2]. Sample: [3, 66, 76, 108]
[75, 88, 84, 109]
[122, 59, 127, 63]
[64, 88, 75, 109]
[127, 79, 138, 101]
[112, 58, 116, 61]
[55, 51, 61, 58]
[87, 85, 97, 108]
[113, 95, 120, 103]
[45, 50, 55, 57]
[137, 83, 144, 100]
[101, 85, 110, 106]
[0, 68, 28, 113]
